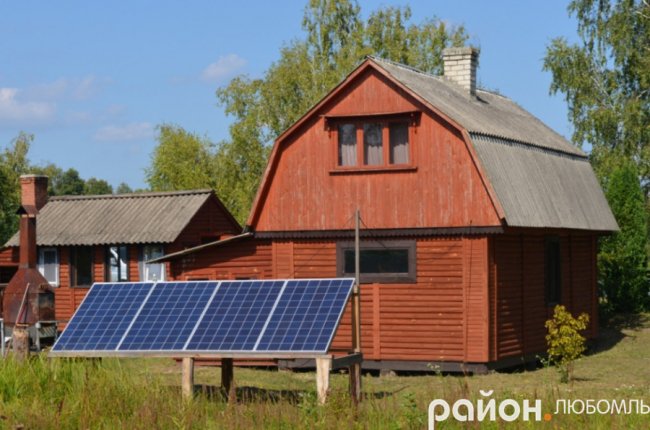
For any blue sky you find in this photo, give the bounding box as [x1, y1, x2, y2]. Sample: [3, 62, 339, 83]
[0, 1, 580, 190]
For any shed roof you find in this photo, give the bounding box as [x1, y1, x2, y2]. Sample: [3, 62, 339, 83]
[369, 57, 617, 231]
[5, 190, 224, 247]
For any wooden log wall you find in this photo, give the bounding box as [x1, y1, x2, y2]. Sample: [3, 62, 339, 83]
[491, 231, 599, 360]
[253, 68, 501, 231]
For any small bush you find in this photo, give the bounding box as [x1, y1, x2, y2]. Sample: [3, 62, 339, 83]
[545, 305, 589, 383]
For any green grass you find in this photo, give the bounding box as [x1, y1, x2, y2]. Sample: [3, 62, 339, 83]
[0, 315, 648, 429]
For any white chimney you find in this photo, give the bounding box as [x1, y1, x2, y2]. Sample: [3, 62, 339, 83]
[442, 47, 479, 97]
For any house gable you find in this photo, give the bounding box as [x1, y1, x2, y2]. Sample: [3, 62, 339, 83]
[250, 63, 503, 231]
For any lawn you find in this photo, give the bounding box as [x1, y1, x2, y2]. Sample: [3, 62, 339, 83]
[0, 315, 648, 429]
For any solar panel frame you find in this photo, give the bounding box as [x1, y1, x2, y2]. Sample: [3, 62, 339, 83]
[184, 279, 286, 353]
[117, 281, 220, 351]
[49, 278, 356, 358]
[51, 282, 156, 352]
[254, 279, 354, 353]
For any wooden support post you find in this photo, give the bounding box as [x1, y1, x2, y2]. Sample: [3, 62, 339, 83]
[221, 358, 234, 401]
[349, 362, 361, 404]
[12, 325, 30, 362]
[181, 357, 194, 399]
[349, 209, 362, 404]
[316, 356, 331, 404]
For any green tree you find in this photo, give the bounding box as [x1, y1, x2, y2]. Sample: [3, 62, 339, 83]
[145, 124, 215, 192]
[30, 163, 64, 196]
[84, 177, 113, 195]
[599, 157, 649, 313]
[0, 132, 33, 243]
[214, 0, 468, 223]
[543, 0, 650, 188]
[56, 168, 85, 196]
[115, 182, 133, 194]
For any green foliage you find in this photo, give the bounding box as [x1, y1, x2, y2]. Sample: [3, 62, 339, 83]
[213, 0, 468, 224]
[115, 182, 133, 194]
[0, 132, 33, 244]
[56, 168, 85, 196]
[545, 305, 590, 383]
[543, 0, 650, 189]
[30, 163, 64, 196]
[599, 157, 649, 313]
[84, 177, 113, 195]
[145, 124, 216, 192]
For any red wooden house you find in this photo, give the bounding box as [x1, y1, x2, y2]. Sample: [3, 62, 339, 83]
[155, 47, 617, 372]
[1, 176, 241, 328]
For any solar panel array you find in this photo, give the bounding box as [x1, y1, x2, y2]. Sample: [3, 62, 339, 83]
[51, 278, 354, 356]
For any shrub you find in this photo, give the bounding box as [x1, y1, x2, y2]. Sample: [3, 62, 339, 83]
[545, 305, 589, 383]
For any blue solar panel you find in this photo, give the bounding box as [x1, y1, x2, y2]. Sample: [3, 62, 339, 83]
[185, 280, 284, 351]
[52, 282, 155, 352]
[256, 279, 354, 352]
[51, 278, 355, 356]
[119, 281, 219, 351]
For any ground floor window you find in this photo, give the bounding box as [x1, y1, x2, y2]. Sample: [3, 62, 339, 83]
[70, 246, 93, 287]
[38, 247, 59, 286]
[140, 245, 165, 282]
[336, 240, 416, 283]
[106, 245, 129, 282]
[545, 236, 561, 305]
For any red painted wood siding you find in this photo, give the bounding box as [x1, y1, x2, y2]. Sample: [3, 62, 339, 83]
[0, 247, 18, 266]
[175, 236, 490, 363]
[254, 69, 501, 231]
[171, 239, 273, 281]
[492, 231, 599, 360]
[168, 197, 241, 252]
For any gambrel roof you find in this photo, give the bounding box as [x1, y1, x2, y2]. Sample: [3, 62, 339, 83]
[248, 57, 617, 232]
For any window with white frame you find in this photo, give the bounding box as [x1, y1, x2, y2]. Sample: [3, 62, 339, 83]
[106, 245, 129, 282]
[37, 248, 59, 286]
[139, 245, 166, 282]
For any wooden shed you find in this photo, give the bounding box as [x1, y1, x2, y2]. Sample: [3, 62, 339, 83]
[134, 49, 620, 371]
[2, 183, 241, 328]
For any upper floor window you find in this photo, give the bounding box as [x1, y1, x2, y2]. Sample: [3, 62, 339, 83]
[139, 244, 166, 282]
[106, 245, 129, 282]
[70, 246, 93, 287]
[335, 115, 414, 168]
[37, 248, 59, 286]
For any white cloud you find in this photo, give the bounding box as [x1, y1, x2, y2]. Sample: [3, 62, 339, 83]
[24, 75, 108, 101]
[0, 87, 56, 124]
[93, 122, 154, 142]
[201, 54, 246, 82]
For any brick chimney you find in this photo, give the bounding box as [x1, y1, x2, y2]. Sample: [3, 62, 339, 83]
[18, 175, 48, 268]
[442, 47, 479, 97]
[20, 174, 48, 212]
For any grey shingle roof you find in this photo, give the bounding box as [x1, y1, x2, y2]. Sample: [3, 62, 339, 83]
[372, 57, 585, 156]
[371, 57, 618, 231]
[471, 135, 618, 230]
[5, 190, 214, 246]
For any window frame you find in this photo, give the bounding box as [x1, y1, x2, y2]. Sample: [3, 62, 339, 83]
[329, 112, 419, 171]
[139, 244, 166, 282]
[69, 246, 94, 288]
[106, 245, 129, 282]
[544, 236, 562, 306]
[336, 240, 416, 284]
[37, 247, 59, 287]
